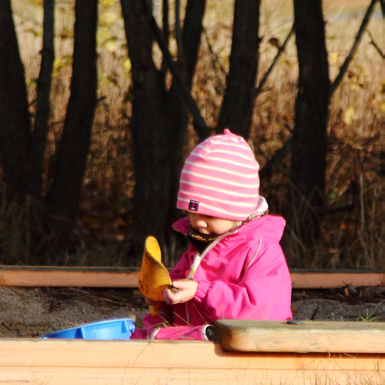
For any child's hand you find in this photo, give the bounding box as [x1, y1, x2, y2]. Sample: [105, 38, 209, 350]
[162, 280, 198, 305]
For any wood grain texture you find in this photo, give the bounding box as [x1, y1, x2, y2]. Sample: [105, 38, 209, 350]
[0, 266, 383, 288]
[1, 366, 384, 385]
[0, 339, 383, 385]
[0, 339, 383, 369]
[0, 266, 140, 287]
[215, 320, 385, 353]
[290, 270, 384, 288]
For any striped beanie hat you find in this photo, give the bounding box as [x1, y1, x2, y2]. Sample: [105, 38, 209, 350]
[177, 129, 260, 221]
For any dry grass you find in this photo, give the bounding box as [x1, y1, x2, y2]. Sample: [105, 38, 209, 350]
[1, 0, 383, 267]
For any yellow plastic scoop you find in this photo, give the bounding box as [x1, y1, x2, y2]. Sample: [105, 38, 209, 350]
[139, 236, 172, 316]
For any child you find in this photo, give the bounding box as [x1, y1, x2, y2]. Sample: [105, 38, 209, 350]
[131, 129, 292, 340]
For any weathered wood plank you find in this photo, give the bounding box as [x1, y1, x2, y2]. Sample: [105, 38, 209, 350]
[0, 266, 140, 287]
[0, 266, 383, 288]
[0, 339, 383, 370]
[215, 320, 385, 353]
[0, 339, 383, 385]
[0, 366, 384, 385]
[290, 270, 384, 288]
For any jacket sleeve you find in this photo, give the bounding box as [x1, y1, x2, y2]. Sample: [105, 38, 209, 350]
[193, 240, 292, 321]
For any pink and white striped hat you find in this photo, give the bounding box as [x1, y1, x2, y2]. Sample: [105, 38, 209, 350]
[177, 129, 260, 221]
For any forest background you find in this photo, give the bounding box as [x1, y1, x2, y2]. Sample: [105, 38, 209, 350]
[0, 0, 383, 270]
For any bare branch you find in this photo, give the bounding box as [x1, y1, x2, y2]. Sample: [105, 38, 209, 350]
[203, 27, 226, 94]
[329, 0, 378, 97]
[254, 23, 295, 99]
[366, 30, 385, 58]
[380, 0, 385, 16]
[259, 137, 292, 180]
[141, 0, 210, 140]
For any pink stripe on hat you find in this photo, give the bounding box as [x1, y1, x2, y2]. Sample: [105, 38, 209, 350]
[177, 129, 260, 221]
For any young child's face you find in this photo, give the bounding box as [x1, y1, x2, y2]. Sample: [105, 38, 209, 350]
[188, 212, 238, 236]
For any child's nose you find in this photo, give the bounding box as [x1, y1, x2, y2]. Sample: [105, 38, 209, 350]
[191, 214, 207, 228]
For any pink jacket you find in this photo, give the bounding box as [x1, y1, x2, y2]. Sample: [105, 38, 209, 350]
[167, 214, 292, 326]
[132, 214, 292, 340]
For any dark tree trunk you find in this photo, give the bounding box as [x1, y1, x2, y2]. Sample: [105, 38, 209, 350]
[142, 0, 209, 140]
[121, 0, 170, 261]
[19, 0, 55, 259]
[163, 0, 206, 257]
[160, 0, 169, 79]
[289, 0, 330, 262]
[45, 0, 98, 253]
[0, 0, 32, 264]
[19, 0, 55, 199]
[216, 0, 261, 138]
[0, 0, 31, 190]
[121, 0, 206, 263]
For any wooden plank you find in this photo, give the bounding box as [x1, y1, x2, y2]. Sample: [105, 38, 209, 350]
[0, 366, 384, 385]
[290, 270, 384, 288]
[0, 339, 383, 385]
[0, 266, 140, 288]
[0, 266, 383, 288]
[0, 339, 383, 370]
[215, 320, 385, 353]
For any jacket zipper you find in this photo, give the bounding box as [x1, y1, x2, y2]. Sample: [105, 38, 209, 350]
[185, 229, 238, 324]
[188, 254, 201, 279]
[188, 230, 238, 280]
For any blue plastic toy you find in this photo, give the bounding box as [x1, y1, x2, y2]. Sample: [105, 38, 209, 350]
[41, 318, 135, 340]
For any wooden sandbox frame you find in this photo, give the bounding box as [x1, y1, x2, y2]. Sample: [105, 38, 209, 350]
[0, 267, 384, 385]
[0, 266, 383, 288]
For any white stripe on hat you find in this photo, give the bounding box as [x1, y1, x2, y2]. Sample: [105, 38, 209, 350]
[198, 138, 247, 148]
[202, 149, 254, 161]
[184, 161, 259, 178]
[182, 170, 260, 188]
[189, 152, 258, 170]
[179, 179, 258, 197]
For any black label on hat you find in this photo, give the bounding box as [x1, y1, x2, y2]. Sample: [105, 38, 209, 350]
[189, 200, 199, 211]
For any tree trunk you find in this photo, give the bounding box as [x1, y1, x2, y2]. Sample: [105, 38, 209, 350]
[45, 0, 98, 255]
[121, 0, 170, 261]
[0, 0, 31, 190]
[289, 0, 330, 263]
[163, 0, 206, 260]
[160, 0, 169, 79]
[216, 0, 261, 138]
[0, 1, 32, 264]
[121, 0, 206, 263]
[19, 0, 55, 199]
